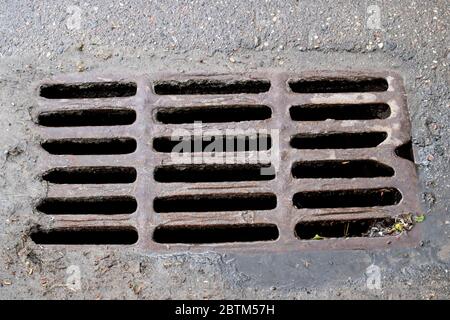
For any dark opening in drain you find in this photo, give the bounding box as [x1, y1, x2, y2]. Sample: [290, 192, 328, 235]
[289, 103, 390, 121]
[289, 77, 388, 93]
[39, 82, 137, 99]
[31, 227, 138, 245]
[290, 132, 387, 149]
[153, 224, 279, 244]
[41, 138, 137, 155]
[395, 141, 415, 162]
[153, 134, 271, 153]
[37, 109, 136, 127]
[37, 196, 137, 215]
[154, 79, 271, 95]
[154, 164, 275, 183]
[292, 160, 394, 179]
[154, 193, 277, 213]
[43, 167, 137, 184]
[293, 188, 402, 209]
[156, 105, 272, 124]
[295, 218, 395, 239]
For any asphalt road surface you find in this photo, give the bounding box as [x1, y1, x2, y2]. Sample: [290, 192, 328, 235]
[0, 0, 448, 299]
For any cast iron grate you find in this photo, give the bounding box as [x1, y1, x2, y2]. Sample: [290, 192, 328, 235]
[32, 71, 421, 251]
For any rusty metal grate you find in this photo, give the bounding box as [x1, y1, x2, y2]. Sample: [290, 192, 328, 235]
[31, 71, 421, 251]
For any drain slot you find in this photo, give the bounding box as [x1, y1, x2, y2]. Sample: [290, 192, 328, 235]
[37, 196, 137, 215]
[153, 224, 279, 244]
[290, 104, 390, 121]
[154, 79, 271, 95]
[37, 109, 136, 127]
[293, 188, 402, 209]
[31, 227, 138, 245]
[39, 82, 137, 99]
[395, 141, 415, 162]
[156, 105, 272, 124]
[43, 167, 137, 184]
[154, 164, 275, 182]
[41, 138, 137, 155]
[292, 160, 394, 178]
[295, 218, 395, 239]
[289, 77, 388, 93]
[290, 132, 387, 149]
[153, 134, 271, 153]
[154, 193, 277, 213]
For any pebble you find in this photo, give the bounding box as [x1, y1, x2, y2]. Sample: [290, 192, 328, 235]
[76, 61, 86, 72]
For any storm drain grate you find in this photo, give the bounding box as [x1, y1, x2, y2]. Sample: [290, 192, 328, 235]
[32, 71, 421, 251]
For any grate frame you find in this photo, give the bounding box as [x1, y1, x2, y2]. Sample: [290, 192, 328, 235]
[33, 70, 422, 252]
